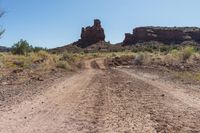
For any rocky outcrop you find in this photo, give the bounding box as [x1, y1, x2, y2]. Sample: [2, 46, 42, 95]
[123, 27, 200, 46]
[75, 19, 105, 48]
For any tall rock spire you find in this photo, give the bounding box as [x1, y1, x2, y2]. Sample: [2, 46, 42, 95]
[76, 19, 105, 48]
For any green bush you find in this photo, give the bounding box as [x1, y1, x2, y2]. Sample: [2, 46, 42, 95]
[181, 46, 196, 61]
[170, 49, 179, 57]
[11, 39, 33, 55]
[33, 47, 47, 52]
[11, 39, 47, 55]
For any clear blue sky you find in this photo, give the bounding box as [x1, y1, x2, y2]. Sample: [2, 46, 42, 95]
[0, 0, 200, 48]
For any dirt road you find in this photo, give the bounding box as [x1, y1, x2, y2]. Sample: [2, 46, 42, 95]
[1, 59, 200, 133]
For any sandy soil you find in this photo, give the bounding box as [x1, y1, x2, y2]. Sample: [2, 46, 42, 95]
[1, 59, 200, 133]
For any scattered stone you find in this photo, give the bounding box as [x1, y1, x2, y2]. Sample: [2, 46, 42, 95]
[12, 69, 23, 73]
[1, 81, 8, 85]
[31, 76, 44, 81]
[37, 77, 44, 81]
[180, 65, 185, 70]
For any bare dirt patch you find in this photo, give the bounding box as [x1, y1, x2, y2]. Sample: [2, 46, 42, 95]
[0, 69, 72, 110]
[1, 58, 200, 132]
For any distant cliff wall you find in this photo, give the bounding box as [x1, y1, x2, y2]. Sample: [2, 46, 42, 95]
[123, 27, 200, 45]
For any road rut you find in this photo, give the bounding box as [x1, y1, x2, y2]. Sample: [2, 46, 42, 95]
[1, 59, 200, 133]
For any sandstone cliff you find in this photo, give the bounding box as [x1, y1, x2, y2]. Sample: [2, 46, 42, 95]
[123, 27, 200, 46]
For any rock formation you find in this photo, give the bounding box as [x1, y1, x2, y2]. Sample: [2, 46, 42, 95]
[75, 19, 105, 48]
[123, 27, 200, 46]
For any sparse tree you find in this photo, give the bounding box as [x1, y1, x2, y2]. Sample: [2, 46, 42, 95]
[11, 39, 33, 55]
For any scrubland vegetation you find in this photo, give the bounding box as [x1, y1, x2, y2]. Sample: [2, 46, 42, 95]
[0, 51, 77, 72]
[1, 39, 200, 83]
[108, 44, 200, 82]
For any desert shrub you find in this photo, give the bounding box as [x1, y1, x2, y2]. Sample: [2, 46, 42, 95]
[11, 39, 33, 55]
[0, 54, 3, 67]
[80, 52, 85, 55]
[159, 46, 170, 53]
[131, 48, 139, 53]
[0, 60, 3, 67]
[111, 53, 117, 57]
[93, 53, 99, 57]
[27, 51, 59, 71]
[11, 39, 47, 55]
[144, 47, 153, 53]
[60, 52, 74, 62]
[36, 50, 51, 59]
[170, 49, 178, 54]
[13, 61, 25, 67]
[170, 49, 179, 58]
[134, 53, 144, 65]
[33, 47, 47, 52]
[174, 71, 193, 81]
[181, 46, 196, 61]
[195, 72, 200, 81]
[56, 61, 72, 70]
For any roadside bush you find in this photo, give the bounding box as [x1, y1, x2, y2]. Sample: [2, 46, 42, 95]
[131, 48, 139, 53]
[92, 53, 99, 58]
[80, 52, 85, 55]
[181, 46, 196, 62]
[111, 53, 117, 57]
[134, 53, 144, 65]
[159, 45, 170, 53]
[60, 52, 74, 62]
[144, 47, 153, 53]
[0, 60, 3, 68]
[170, 49, 179, 58]
[13, 61, 25, 67]
[11, 39, 47, 55]
[36, 50, 51, 59]
[11, 39, 33, 55]
[0, 53, 5, 68]
[56, 61, 72, 70]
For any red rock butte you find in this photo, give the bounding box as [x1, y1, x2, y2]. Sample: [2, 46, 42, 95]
[75, 19, 105, 48]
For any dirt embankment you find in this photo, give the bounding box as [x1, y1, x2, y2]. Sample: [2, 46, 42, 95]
[1, 58, 200, 132]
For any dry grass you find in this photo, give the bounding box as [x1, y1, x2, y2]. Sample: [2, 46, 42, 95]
[174, 71, 200, 82]
[134, 46, 198, 66]
[1, 46, 199, 73]
[71, 51, 135, 61]
[0, 51, 77, 73]
[56, 61, 73, 71]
